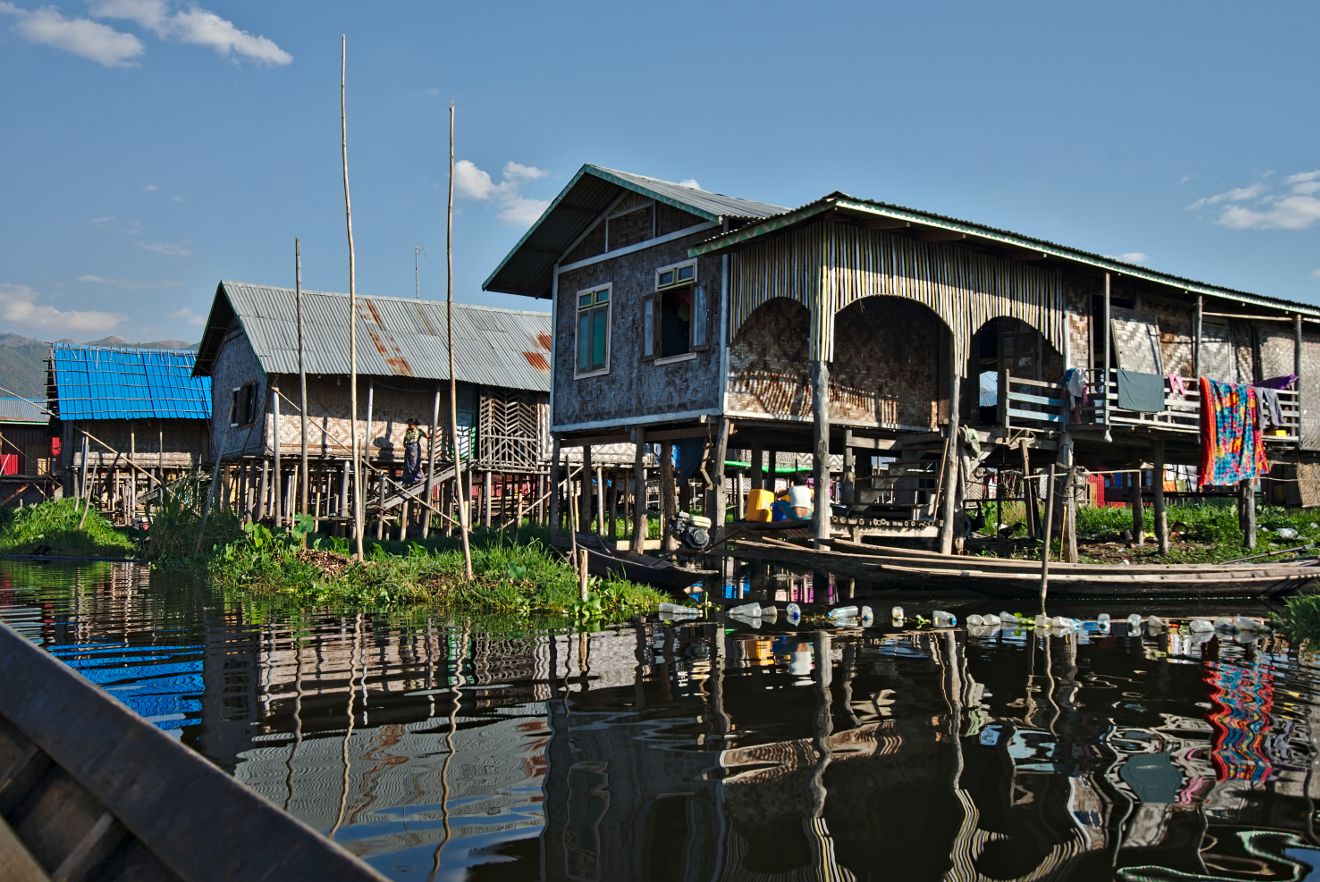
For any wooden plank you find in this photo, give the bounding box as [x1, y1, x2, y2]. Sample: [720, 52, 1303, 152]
[1006, 391, 1065, 407]
[1006, 408, 1066, 424]
[0, 814, 49, 882]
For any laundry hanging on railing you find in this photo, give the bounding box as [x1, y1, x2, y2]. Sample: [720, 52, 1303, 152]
[1199, 377, 1268, 487]
[1062, 368, 1088, 421]
[1257, 387, 1284, 429]
[1116, 370, 1165, 413]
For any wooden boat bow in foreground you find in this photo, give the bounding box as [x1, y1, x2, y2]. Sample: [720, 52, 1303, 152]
[0, 622, 390, 882]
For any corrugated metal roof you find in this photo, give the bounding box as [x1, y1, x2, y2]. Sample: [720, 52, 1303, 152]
[482, 164, 784, 299]
[0, 397, 48, 424]
[50, 345, 211, 421]
[196, 282, 552, 393]
[690, 192, 1320, 318]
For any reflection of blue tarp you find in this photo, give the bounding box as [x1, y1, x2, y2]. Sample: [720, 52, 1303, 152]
[50, 645, 203, 731]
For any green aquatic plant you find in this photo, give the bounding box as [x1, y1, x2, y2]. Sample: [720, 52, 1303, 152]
[0, 498, 136, 559]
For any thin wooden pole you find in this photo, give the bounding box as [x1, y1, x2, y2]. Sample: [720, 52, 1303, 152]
[341, 35, 364, 561]
[422, 384, 441, 538]
[811, 360, 831, 547]
[661, 441, 677, 553]
[296, 238, 309, 521]
[1242, 479, 1257, 549]
[938, 337, 961, 555]
[630, 429, 647, 553]
[1131, 462, 1145, 546]
[1102, 272, 1112, 427]
[1193, 293, 1204, 378]
[272, 383, 283, 527]
[1153, 441, 1168, 556]
[1039, 463, 1056, 615]
[548, 437, 562, 540]
[445, 101, 473, 579]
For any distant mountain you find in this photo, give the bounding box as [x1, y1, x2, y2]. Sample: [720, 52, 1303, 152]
[0, 333, 199, 399]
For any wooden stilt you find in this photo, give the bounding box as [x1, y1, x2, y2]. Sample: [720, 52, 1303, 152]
[548, 437, 562, 540]
[1241, 479, 1257, 549]
[271, 384, 283, 528]
[255, 460, 270, 521]
[580, 446, 593, 534]
[595, 465, 606, 536]
[482, 470, 492, 528]
[751, 447, 764, 492]
[1130, 463, 1145, 546]
[710, 418, 731, 538]
[937, 338, 962, 555]
[841, 442, 855, 505]
[811, 359, 831, 547]
[1019, 440, 1038, 540]
[1153, 441, 1168, 556]
[630, 428, 648, 554]
[661, 441, 677, 553]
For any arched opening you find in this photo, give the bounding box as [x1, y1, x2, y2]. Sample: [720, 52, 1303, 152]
[964, 316, 1064, 425]
[728, 298, 811, 417]
[830, 297, 953, 430]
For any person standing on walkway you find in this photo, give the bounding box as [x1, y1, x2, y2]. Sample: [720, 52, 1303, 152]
[402, 418, 429, 485]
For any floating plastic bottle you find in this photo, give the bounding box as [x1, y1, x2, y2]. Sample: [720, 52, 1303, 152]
[859, 606, 875, 627]
[1097, 613, 1111, 626]
[827, 605, 860, 623]
[1050, 616, 1074, 630]
[983, 614, 1001, 627]
[967, 614, 985, 627]
[1235, 616, 1268, 633]
[1126, 614, 1142, 632]
[1187, 619, 1214, 633]
[932, 610, 957, 628]
[786, 603, 802, 626]
[1034, 614, 1050, 630]
[1000, 611, 1023, 625]
[1146, 615, 1167, 634]
[761, 606, 779, 624]
[728, 602, 762, 620]
[658, 602, 699, 619]
[891, 605, 905, 626]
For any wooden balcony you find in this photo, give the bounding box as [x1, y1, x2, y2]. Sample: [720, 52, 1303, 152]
[996, 368, 1299, 444]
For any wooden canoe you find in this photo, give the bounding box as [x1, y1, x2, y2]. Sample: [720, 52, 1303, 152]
[562, 533, 717, 593]
[730, 537, 1320, 599]
[0, 622, 390, 882]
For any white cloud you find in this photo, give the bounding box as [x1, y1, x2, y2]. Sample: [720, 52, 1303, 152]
[76, 274, 180, 289]
[143, 183, 158, 191]
[137, 240, 191, 256]
[0, 2, 143, 66]
[1190, 170, 1320, 231]
[1111, 251, 1148, 264]
[88, 0, 291, 65]
[0, 282, 125, 333]
[169, 307, 204, 326]
[1311, 268, 1320, 280]
[454, 158, 551, 227]
[677, 178, 701, 190]
[1188, 184, 1265, 211]
[91, 215, 142, 235]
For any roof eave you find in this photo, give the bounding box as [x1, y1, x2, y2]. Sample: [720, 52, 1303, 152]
[691, 196, 1320, 319]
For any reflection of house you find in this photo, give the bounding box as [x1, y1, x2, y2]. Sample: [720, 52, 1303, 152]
[0, 397, 55, 506]
[488, 166, 1320, 548]
[193, 281, 557, 533]
[47, 344, 211, 523]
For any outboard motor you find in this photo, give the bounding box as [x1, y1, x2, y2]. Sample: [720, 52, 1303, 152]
[669, 512, 713, 551]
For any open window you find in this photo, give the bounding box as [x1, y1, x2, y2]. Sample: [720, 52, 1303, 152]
[229, 382, 258, 427]
[643, 260, 707, 362]
[575, 284, 611, 377]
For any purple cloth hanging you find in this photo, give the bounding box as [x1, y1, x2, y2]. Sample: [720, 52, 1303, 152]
[1258, 373, 1299, 390]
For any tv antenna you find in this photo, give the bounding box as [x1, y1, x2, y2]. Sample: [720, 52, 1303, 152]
[412, 244, 426, 300]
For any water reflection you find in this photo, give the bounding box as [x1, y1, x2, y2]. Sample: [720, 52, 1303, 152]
[2, 561, 1319, 880]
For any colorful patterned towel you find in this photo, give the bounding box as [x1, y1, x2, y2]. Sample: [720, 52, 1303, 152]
[1199, 377, 1268, 487]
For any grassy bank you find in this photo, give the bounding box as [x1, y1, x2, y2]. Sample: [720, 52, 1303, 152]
[0, 499, 137, 559]
[978, 500, 1320, 564]
[200, 519, 667, 622]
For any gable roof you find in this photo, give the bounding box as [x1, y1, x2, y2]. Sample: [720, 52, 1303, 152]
[0, 397, 48, 425]
[50, 344, 211, 421]
[690, 192, 1320, 318]
[482, 164, 784, 299]
[195, 282, 552, 393]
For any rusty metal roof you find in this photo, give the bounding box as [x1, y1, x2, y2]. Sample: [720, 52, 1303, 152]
[482, 164, 784, 299]
[195, 282, 552, 392]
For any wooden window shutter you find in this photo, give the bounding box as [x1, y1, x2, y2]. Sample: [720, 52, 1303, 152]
[691, 284, 709, 350]
[642, 295, 656, 359]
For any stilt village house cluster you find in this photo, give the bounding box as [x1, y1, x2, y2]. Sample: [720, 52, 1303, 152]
[18, 164, 1320, 550]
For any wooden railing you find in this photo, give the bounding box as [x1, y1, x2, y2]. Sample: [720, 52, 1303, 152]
[999, 368, 1300, 443]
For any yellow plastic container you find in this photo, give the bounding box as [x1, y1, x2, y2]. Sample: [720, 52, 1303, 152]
[745, 488, 774, 522]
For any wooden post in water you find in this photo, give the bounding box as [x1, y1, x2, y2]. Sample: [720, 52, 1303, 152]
[631, 428, 647, 553]
[421, 384, 440, 538]
[937, 338, 962, 555]
[1153, 440, 1169, 555]
[340, 35, 364, 561]
[661, 441, 677, 552]
[811, 359, 831, 547]
[444, 102, 473, 579]
[1039, 463, 1056, 615]
[1241, 479, 1257, 549]
[1130, 462, 1145, 546]
[580, 445, 593, 534]
[296, 238, 309, 521]
[548, 437, 562, 540]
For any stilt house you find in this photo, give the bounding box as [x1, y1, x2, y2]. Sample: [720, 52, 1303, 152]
[0, 397, 55, 506]
[47, 344, 212, 523]
[486, 165, 1320, 551]
[193, 281, 556, 534]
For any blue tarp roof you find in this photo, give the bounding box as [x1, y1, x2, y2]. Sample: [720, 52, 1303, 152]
[50, 344, 211, 421]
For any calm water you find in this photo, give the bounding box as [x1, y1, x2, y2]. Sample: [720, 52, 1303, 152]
[3, 561, 1320, 881]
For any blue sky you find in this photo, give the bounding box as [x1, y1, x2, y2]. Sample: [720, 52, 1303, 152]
[1, 1, 1318, 343]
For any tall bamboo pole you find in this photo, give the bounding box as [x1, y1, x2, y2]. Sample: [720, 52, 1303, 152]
[446, 101, 473, 578]
[341, 35, 364, 560]
[296, 237, 309, 521]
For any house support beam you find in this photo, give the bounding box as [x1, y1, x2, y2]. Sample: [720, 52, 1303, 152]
[937, 341, 961, 555]
[660, 441, 677, 553]
[631, 428, 648, 553]
[1153, 441, 1168, 555]
[1130, 462, 1145, 546]
[811, 361, 831, 547]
